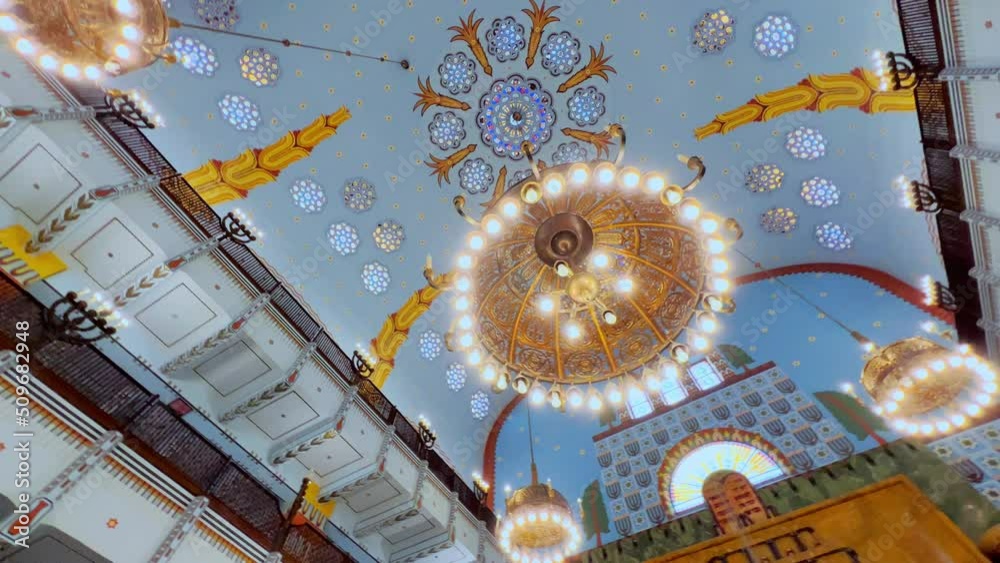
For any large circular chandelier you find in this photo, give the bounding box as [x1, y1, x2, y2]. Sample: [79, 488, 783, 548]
[0, 0, 173, 81]
[864, 337, 997, 437]
[450, 127, 740, 411]
[499, 474, 581, 563]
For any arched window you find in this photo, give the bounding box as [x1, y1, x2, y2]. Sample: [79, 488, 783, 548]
[667, 441, 785, 514]
[660, 374, 688, 405]
[688, 360, 723, 390]
[626, 386, 653, 419]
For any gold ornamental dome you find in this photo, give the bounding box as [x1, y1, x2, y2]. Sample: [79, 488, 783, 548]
[450, 145, 739, 409]
[861, 336, 997, 436]
[1, 0, 173, 81]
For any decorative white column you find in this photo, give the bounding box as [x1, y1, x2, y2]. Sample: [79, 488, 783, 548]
[26, 175, 162, 254]
[0, 431, 122, 542]
[950, 144, 1000, 164]
[160, 292, 272, 374]
[970, 266, 1000, 288]
[220, 343, 317, 422]
[978, 318, 1000, 336]
[272, 388, 357, 465]
[938, 66, 1000, 82]
[114, 234, 228, 308]
[263, 553, 283, 563]
[148, 497, 209, 563]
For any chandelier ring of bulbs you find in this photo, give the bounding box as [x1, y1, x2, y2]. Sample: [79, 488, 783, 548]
[448, 123, 741, 412]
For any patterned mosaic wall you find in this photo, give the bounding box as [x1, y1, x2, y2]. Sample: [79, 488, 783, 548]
[929, 419, 1000, 508]
[594, 363, 856, 537]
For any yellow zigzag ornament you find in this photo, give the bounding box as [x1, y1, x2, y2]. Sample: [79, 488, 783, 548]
[184, 107, 351, 205]
[369, 265, 455, 388]
[694, 68, 915, 141]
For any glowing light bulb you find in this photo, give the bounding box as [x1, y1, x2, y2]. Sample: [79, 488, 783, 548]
[587, 391, 603, 411]
[114, 44, 132, 60]
[595, 163, 616, 186]
[467, 348, 483, 365]
[711, 278, 731, 293]
[459, 333, 474, 348]
[522, 184, 541, 204]
[592, 253, 610, 268]
[115, 0, 136, 15]
[555, 262, 572, 277]
[602, 310, 617, 325]
[643, 173, 666, 193]
[83, 65, 101, 80]
[920, 423, 934, 435]
[454, 296, 470, 311]
[455, 277, 472, 292]
[930, 360, 945, 372]
[975, 393, 991, 406]
[122, 24, 141, 42]
[662, 363, 679, 379]
[672, 344, 690, 363]
[484, 216, 502, 235]
[568, 387, 583, 408]
[14, 38, 33, 55]
[884, 402, 898, 413]
[39, 54, 57, 70]
[61, 64, 80, 79]
[620, 167, 641, 189]
[496, 373, 509, 391]
[565, 323, 581, 340]
[689, 333, 709, 351]
[710, 257, 729, 274]
[607, 384, 623, 404]
[965, 403, 982, 416]
[569, 164, 589, 185]
[502, 200, 520, 218]
[914, 368, 929, 380]
[538, 296, 555, 313]
[530, 385, 545, 405]
[663, 185, 683, 206]
[468, 233, 486, 251]
[549, 389, 563, 408]
[706, 238, 725, 254]
[697, 312, 718, 333]
[616, 278, 634, 293]
[544, 174, 565, 195]
[0, 14, 16, 32]
[459, 315, 474, 330]
[890, 389, 904, 401]
[457, 254, 474, 269]
[680, 199, 701, 222]
[936, 421, 951, 433]
[482, 364, 497, 382]
[700, 216, 720, 234]
[950, 414, 967, 427]
[948, 355, 962, 367]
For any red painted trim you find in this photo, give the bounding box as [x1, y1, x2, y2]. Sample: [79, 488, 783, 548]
[481, 263, 952, 501]
[732, 262, 954, 324]
[591, 362, 777, 442]
[482, 393, 525, 509]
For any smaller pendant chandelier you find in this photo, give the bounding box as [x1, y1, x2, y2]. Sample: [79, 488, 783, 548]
[0, 0, 174, 81]
[499, 409, 581, 563]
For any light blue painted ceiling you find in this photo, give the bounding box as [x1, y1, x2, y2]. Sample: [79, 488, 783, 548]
[113, 0, 947, 481]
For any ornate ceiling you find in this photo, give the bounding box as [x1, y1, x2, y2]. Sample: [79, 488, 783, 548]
[111, 0, 946, 476]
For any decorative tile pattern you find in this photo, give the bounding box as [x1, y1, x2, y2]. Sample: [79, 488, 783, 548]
[218, 94, 260, 132]
[446, 362, 467, 391]
[552, 142, 589, 166]
[760, 207, 799, 234]
[362, 262, 391, 295]
[172, 36, 218, 77]
[753, 15, 798, 59]
[459, 158, 495, 195]
[693, 9, 736, 54]
[239, 47, 280, 87]
[192, 0, 239, 31]
[289, 179, 326, 213]
[373, 220, 405, 253]
[477, 75, 555, 160]
[785, 127, 827, 161]
[594, 365, 853, 536]
[328, 222, 360, 256]
[419, 330, 444, 361]
[438, 52, 477, 95]
[541, 32, 581, 76]
[471, 390, 490, 420]
[928, 419, 1000, 508]
[486, 17, 526, 63]
[428, 111, 467, 150]
[567, 86, 606, 127]
[343, 177, 377, 213]
[800, 177, 840, 208]
[815, 222, 853, 251]
[745, 164, 784, 193]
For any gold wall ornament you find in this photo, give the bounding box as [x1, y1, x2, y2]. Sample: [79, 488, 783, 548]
[861, 337, 997, 437]
[448, 136, 740, 408]
[366, 261, 455, 388]
[183, 107, 351, 205]
[2, 0, 175, 81]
